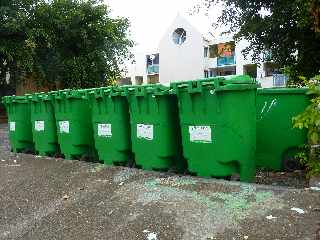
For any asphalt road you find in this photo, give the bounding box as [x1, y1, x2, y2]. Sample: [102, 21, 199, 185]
[0, 125, 319, 240]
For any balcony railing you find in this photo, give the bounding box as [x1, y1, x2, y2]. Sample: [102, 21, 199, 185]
[217, 56, 235, 66]
[273, 74, 288, 87]
[147, 64, 159, 74]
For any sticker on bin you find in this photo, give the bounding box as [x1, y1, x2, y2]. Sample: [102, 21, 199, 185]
[137, 124, 153, 140]
[35, 121, 45, 131]
[59, 121, 69, 133]
[98, 123, 112, 137]
[9, 122, 15, 132]
[189, 126, 212, 143]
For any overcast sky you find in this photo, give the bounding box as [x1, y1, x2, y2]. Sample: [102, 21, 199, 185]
[105, 0, 221, 54]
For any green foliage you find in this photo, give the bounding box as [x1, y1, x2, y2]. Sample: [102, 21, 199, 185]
[0, 0, 133, 89]
[196, 0, 320, 82]
[293, 74, 320, 176]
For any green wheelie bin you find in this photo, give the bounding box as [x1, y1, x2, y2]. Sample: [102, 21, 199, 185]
[2, 95, 34, 153]
[171, 75, 257, 182]
[256, 88, 309, 171]
[127, 84, 186, 172]
[52, 89, 97, 161]
[89, 86, 132, 166]
[28, 92, 59, 156]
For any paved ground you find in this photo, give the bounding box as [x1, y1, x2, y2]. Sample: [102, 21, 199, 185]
[0, 125, 320, 240]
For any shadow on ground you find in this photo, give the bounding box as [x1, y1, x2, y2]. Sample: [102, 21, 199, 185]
[0, 124, 319, 240]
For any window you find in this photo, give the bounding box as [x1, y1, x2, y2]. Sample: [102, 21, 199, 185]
[204, 47, 209, 57]
[264, 62, 279, 77]
[204, 70, 209, 78]
[172, 28, 187, 45]
[135, 76, 143, 85]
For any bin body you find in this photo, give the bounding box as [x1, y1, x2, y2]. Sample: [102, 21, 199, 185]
[3, 96, 34, 152]
[256, 88, 309, 171]
[53, 90, 96, 160]
[90, 87, 132, 165]
[127, 85, 186, 171]
[173, 76, 257, 182]
[29, 93, 59, 156]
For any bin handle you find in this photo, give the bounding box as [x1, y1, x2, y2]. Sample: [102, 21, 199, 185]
[213, 78, 224, 91]
[135, 86, 146, 96]
[187, 81, 203, 94]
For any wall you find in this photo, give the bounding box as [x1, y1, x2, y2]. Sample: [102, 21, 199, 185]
[159, 15, 204, 83]
[235, 39, 266, 79]
[15, 77, 52, 96]
[127, 52, 148, 84]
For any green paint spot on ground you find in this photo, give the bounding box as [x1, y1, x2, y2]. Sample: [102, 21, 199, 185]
[113, 168, 137, 183]
[90, 164, 106, 173]
[255, 191, 274, 203]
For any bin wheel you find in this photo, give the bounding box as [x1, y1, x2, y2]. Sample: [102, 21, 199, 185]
[80, 154, 91, 162]
[22, 148, 34, 154]
[282, 147, 304, 172]
[54, 152, 64, 159]
[126, 158, 136, 168]
[282, 155, 301, 172]
[167, 167, 177, 175]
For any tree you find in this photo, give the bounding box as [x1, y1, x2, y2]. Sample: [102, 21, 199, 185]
[197, 0, 320, 82]
[0, 0, 38, 87]
[0, 0, 133, 89]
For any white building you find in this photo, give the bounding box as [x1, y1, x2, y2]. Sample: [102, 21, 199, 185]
[127, 14, 287, 88]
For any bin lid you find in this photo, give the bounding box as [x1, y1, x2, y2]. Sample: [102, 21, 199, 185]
[223, 75, 255, 84]
[126, 84, 169, 96]
[257, 87, 308, 94]
[29, 92, 53, 102]
[89, 86, 127, 98]
[170, 75, 257, 93]
[2, 95, 29, 104]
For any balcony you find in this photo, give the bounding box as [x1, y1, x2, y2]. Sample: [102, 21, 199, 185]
[273, 74, 288, 87]
[217, 56, 235, 67]
[147, 64, 159, 74]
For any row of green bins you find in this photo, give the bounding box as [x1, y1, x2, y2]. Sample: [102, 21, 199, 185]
[28, 92, 59, 156]
[89, 86, 132, 165]
[2, 95, 34, 153]
[126, 84, 186, 172]
[52, 89, 97, 161]
[256, 88, 309, 171]
[171, 75, 257, 182]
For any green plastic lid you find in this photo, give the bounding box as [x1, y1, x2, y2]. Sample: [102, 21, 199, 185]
[2, 95, 29, 104]
[127, 84, 169, 96]
[170, 75, 257, 94]
[89, 86, 127, 98]
[257, 87, 308, 94]
[29, 92, 53, 102]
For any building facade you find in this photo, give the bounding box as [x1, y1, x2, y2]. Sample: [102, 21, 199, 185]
[128, 15, 287, 87]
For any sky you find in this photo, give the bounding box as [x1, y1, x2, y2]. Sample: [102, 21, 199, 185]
[104, 0, 221, 54]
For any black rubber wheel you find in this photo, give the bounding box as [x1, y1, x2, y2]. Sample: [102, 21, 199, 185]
[54, 152, 64, 159]
[282, 156, 300, 172]
[127, 158, 136, 168]
[80, 154, 91, 162]
[22, 148, 34, 154]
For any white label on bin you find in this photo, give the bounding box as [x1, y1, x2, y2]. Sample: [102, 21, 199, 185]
[189, 126, 212, 143]
[98, 123, 112, 137]
[9, 122, 15, 132]
[59, 121, 69, 133]
[35, 121, 45, 131]
[137, 124, 153, 140]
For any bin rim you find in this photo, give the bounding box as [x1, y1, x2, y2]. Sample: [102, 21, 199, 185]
[170, 75, 257, 94]
[257, 87, 308, 94]
[2, 95, 30, 104]
[28, 92, 54, 102]
[126, 84, 170, 96]
[88, 86, 127, 98]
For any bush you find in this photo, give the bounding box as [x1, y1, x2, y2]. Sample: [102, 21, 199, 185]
[293, 74, 320, 177]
